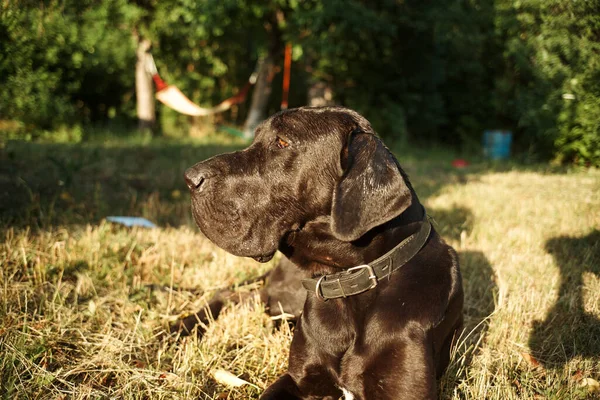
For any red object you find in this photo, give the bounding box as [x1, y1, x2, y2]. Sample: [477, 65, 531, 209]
[452, 159, 469, 168]
[229, 81, 252, 105]
[152, 74, 168, 92]
[281, 43, 292, 109]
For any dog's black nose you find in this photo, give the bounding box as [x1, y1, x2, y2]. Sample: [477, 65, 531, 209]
[184, 166, 206, 191]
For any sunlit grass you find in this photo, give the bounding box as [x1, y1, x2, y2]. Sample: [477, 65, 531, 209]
[1, 136, 599, 398]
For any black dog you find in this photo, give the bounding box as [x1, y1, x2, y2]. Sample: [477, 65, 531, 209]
[184, 107, 463, 399]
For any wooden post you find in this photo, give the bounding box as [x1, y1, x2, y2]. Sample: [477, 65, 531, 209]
[135, 38, 155, 133]
[243, 55, 276, 138]
[243, 12, 283, 138]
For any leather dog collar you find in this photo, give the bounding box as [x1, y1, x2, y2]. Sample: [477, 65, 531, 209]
[302, 213, 432, 300]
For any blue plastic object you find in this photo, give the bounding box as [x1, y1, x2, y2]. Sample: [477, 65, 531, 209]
[106, 216, 157, 228]
[483, 130, 512, 160]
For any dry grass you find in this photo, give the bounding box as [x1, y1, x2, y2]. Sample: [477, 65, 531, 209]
[1, 137, 599, 399]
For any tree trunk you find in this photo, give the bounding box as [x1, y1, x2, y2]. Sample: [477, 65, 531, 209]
[243, 55, 276, 138]
[135, 38, 155, 133]
[243, 13, 283, 138]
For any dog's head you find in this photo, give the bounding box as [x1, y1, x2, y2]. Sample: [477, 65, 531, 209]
[184, 107, 414, 262]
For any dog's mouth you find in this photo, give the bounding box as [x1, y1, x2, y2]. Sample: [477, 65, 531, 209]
[252, 253, 275, 263]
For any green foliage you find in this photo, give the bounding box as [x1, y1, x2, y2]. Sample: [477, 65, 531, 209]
[287, 0, 500, 146]
[0, 0, 598, 165]
[0, 0, 140, 133]
[494, 0, 600, 165]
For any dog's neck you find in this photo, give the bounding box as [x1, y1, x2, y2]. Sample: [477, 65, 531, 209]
[281, 194, 426, 277]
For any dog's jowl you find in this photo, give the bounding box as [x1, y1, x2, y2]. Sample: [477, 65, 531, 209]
[185, 106, 464, 400]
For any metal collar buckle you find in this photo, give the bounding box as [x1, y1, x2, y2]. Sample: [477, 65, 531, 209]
[314, 275, 327, 300]
[347, 264, 378, 290]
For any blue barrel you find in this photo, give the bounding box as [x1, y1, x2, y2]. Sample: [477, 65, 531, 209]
[483, 130, 512, 160]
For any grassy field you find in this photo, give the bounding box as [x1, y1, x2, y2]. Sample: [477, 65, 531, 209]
[1, 134, 599, 399]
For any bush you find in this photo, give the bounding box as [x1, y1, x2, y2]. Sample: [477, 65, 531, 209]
[0, 1, 139, 132]
[494, 0, 600, 165]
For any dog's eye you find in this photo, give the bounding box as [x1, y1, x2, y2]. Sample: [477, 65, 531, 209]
[275, 136, 290, 149]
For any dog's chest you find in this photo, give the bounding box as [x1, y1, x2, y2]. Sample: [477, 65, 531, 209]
[340, 387, 355, 400]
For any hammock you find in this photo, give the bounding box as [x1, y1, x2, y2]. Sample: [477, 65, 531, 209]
[147, 44, 292, 117]
[146, 54, 257, 117]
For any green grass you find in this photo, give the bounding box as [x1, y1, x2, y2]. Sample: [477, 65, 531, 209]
[1, 134, 599, 399]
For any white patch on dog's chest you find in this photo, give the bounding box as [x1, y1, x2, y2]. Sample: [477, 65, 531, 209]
[340, 387, 355, 400]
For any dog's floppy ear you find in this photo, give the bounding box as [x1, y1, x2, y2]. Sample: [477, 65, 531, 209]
[331, 131, 412, 241]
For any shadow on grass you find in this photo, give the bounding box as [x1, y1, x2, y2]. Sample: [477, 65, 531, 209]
[439, 249, 497, 397]
[529, 230, 600, 367]
[1, 134, 575, 232]
[430, 205, 498, 398]
[428, 206, 473, 243]
[0, 139, 246, 229]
